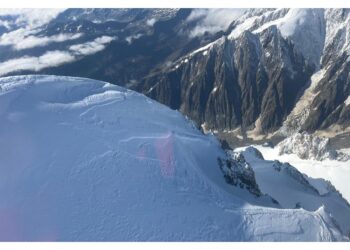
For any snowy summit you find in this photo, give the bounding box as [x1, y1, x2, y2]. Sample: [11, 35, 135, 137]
[0, 75, 348, 241]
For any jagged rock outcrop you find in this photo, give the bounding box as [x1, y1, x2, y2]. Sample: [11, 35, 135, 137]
[1, 8, 349, 135]
[302, 56, 350, 131]
[277, 132, 350, 161]
[218, 151, 263, 197]
[143, 26, 314, 133]
[142, 9, 350, 135]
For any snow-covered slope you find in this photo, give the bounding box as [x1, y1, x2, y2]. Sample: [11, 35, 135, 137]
[228, 9, 325, 67]
[0, 75, 347, 241]
[235, 147, 350, 236]
[227, 8, 348, 67]
[255, 143, 350, 208]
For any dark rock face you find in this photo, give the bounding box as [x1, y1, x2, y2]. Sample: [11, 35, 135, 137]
[217, 152, 262, 197]
[42, 9, 196, 85]
[140, 9, 350, 135]
[143, 27, 314, 133]
[1, 8, 349, 135]
[303, 55, 350, 131]
[0, 9, 223, 87]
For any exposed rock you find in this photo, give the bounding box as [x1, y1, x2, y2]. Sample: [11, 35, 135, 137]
[143, 27, 314, 133]
[1, 8, 349, 136]
[142, 9, 350, 135]
[244, 146, 265, 160]
[217, 151, 262, 197]
[277, 132, 350, 161]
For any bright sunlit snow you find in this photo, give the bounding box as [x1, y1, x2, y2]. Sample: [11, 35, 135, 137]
[235, 146, 350, 235]
[255, 145, 350, 205]
[0, 75, 347, 241]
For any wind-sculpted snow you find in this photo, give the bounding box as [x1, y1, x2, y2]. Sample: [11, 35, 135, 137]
[256, 142, 350, 210]
[235, 146, 350, 237]
[0, 75, 347, 241]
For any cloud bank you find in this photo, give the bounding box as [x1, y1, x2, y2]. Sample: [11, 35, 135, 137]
[0, 9, 64, 30]
[0, 36, 115, 76]
[146, 18, 157, 26]
[0, 31, 83, 50]
[0, 51, 75, 76]
[187, 9, 246, 37]
[69, 36, 115, 56]
[0, 9, 75, 50]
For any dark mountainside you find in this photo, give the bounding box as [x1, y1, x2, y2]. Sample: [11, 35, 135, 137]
[0, 8, 349, 138]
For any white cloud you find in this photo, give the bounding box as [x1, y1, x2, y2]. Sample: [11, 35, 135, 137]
[0, 50, 75, 76]
[0, 10, 116, 76]
[146, 18, 157, 26]
[125, 33, 142, 44]
[0, 9, 73, 50]
[0, 19, 11, 29]
[0, 31, 83, 50]
[0, 9, 65, 29]
[0, 36, 116, 76]
[69, 36, 115, 55]
[187, 9, 246, 37]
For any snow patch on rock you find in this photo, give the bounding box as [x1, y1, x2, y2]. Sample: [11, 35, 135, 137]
[280, 69, 326, 136]
[345, 95, 350, 106]
[278, 132, 350, 161]
[219, 150, 262, 198]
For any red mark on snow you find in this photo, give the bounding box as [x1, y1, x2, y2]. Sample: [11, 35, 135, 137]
[137, 146, 147, 160]
[155, 132, 175, 177]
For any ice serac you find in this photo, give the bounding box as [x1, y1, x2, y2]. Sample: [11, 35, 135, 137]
[0, 75, 347, 241]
